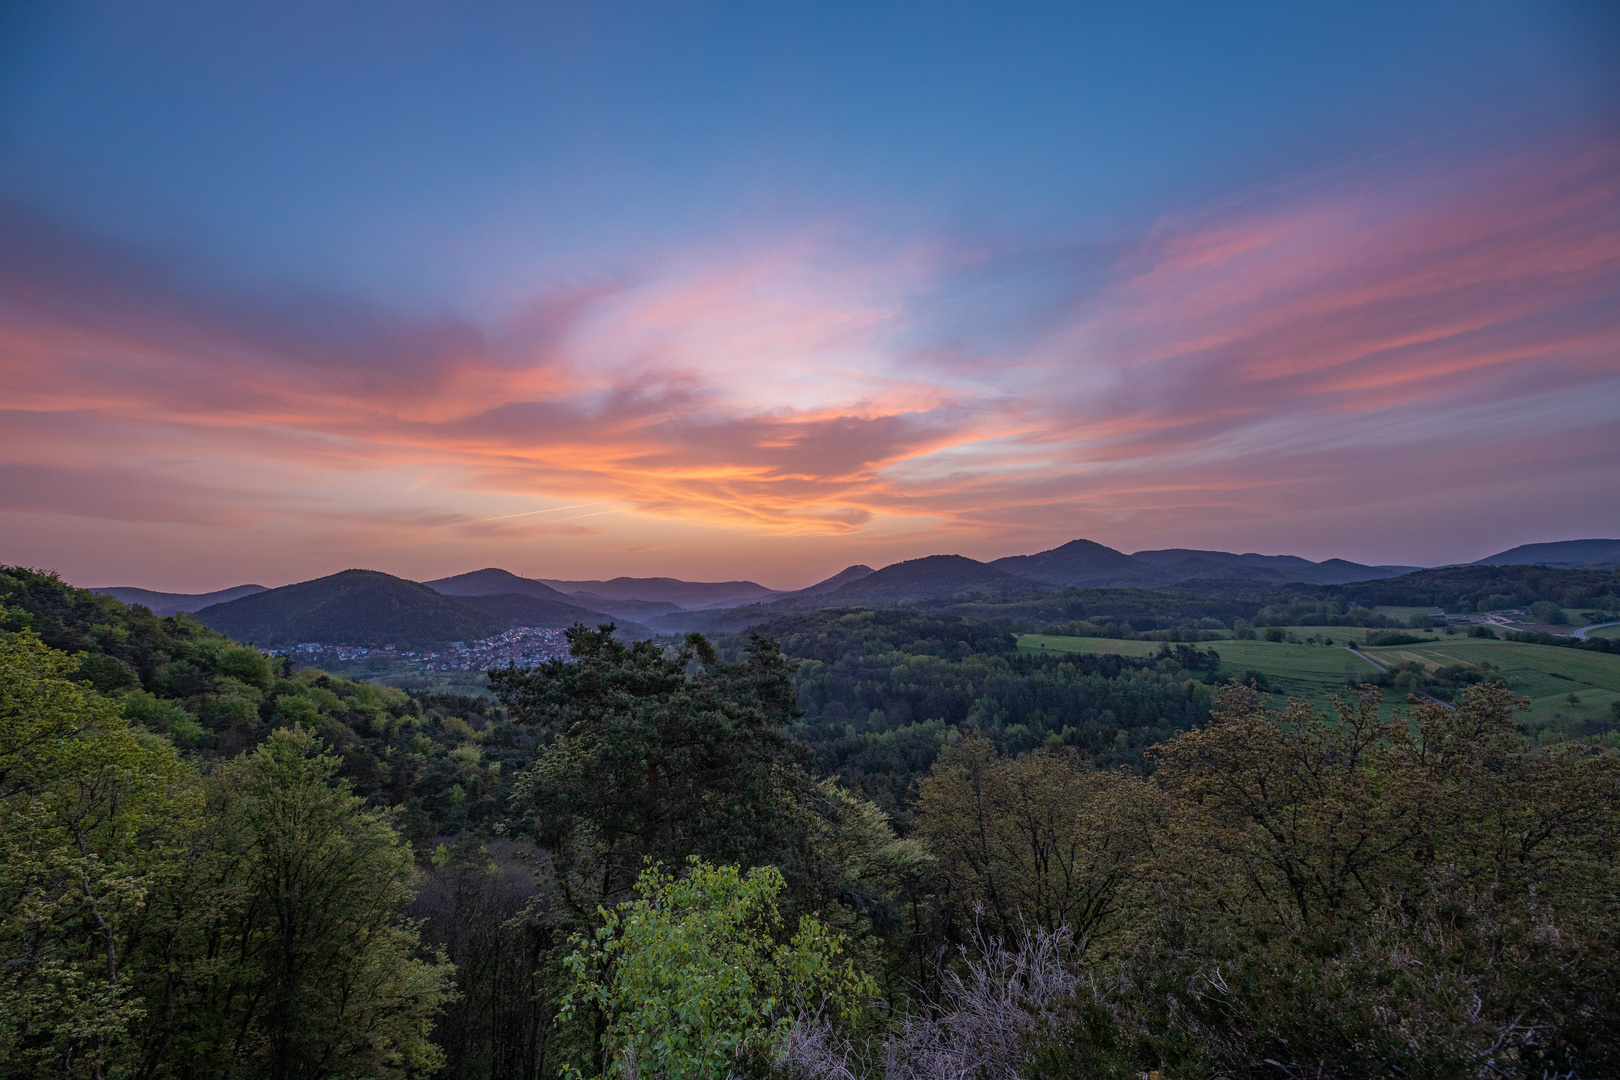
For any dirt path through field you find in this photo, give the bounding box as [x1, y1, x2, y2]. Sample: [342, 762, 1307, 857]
[1345, 646, 1386, 672]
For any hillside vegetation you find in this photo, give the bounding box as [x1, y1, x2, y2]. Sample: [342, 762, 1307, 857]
[4, 565, 1619, 1078]
[195, 567, 644, 647]
[0, 566, 525, 838]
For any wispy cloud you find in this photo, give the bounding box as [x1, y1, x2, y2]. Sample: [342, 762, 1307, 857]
[2, 125, 1618, 579]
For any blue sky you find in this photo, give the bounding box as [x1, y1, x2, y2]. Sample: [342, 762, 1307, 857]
[6, 1, 1608, 298]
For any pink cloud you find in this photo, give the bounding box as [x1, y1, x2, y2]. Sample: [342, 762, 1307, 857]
[1, 125, 1617, 582]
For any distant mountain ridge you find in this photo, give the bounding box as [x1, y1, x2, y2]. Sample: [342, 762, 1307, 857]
[533, 576, 783, 609]
[422, 567, 580, 603]
[991, 539, 1140, 584]
[1473, 539, 1620, 570]
[988, 540, 1420, 588]
[195, 569, 635, 648]
[90, 537, 1619, 649]
[644, 555, 1048, 634]
[822, 554, 1037, 602]
[1130, 548, 1317, 569]
[794, 564, 876, 596]
[198, 570, 502, 648]
[91, 583, 268, 616]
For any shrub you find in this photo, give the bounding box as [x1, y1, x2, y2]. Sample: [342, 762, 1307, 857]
[1529, 600, 1568, 625]
[1365, 631, 1425, 646]
[563, 858, 873, 1080]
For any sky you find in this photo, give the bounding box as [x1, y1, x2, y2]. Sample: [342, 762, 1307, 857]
[1, 1, 1618, 591]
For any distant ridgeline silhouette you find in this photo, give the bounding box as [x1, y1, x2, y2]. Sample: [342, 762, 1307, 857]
[82, 536, 1617, 645]
[191, 569, 643, 648]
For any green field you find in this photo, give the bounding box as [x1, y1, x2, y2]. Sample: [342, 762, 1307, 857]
[1021, 635, 1162, 658]
[1018, 633, 1620, 740]
[306, 659, 496, 698]
[1360, 637, 1620, 737]
[1019, 634, 1381, 714]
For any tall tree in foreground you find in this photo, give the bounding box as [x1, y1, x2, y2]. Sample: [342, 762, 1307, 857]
[1078, 683, 1620, 1078]
[917, 738, 1150, 951]
[131, 727, 455, 1080]
[0, 630, 195, 1079]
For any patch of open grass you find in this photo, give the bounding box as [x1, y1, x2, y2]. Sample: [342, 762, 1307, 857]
[1018, 635, 1381, 715]
[1019, 633, 1620, 744]
[307, 659, 496, 698]
[1019, 635, 1160, 658]
[1360, 637, 1620, 738]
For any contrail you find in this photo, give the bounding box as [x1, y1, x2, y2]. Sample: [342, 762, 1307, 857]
[472, 501, 611, 523]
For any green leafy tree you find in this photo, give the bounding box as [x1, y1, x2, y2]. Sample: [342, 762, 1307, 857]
[493, 627, 812, 918]
[1118, 682, 1620, 1077]
[0, 630, 196, 1079]
[131, 727, 455, 1080]
[562, 858, 874, 1080]
[917, 738, 1150, 950]
[1530, 600, 1568, 625]
[850, 684, 1620, 1078]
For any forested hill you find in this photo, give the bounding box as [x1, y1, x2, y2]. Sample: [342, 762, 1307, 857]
[91, 582, 268, 615]
[662, 553, 1620, 637]
[1474, 538, 1620, 569]
[194, 567, 644, 647]
[732, 565, 1620, 641]
[1182, 563, 1620, 611]
[0, 565, 526, 842]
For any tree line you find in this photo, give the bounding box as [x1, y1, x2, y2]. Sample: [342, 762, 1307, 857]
[778, 566, 1620, 643]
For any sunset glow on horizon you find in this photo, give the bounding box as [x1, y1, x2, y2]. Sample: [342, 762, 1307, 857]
[2, 2, 1617, 591]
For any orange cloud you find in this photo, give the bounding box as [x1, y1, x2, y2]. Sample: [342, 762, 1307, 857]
[2, 126, 1618, 583]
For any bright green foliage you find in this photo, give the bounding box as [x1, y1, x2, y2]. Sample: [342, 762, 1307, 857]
[562, 858, 874, 1080]
[0, 630, 196, 1078]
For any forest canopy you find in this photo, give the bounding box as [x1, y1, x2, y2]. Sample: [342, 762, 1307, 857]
[3, 565, 1618, 1078]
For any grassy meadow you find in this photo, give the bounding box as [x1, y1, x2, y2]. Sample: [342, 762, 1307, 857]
[1019, 632, 1620, 740]
[1360, 636, 1620, 738]
[1020, 634, 1382, 714]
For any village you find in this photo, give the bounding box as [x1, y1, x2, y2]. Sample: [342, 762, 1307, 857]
[268, 625, 573, 673]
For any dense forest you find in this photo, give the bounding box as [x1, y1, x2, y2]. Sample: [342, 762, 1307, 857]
[727, 609, 1216, 819]
[4, 565, 1619, 1078]
[694, 565, 1620, 643]
[1193, 565, 1620, 620]
[765, 567, 1620, 645]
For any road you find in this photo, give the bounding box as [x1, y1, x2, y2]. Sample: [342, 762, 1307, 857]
[1573, 621, 1620, 641]
[1342, 646, 1454, 709]
[1345, 646, 1386, 672]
